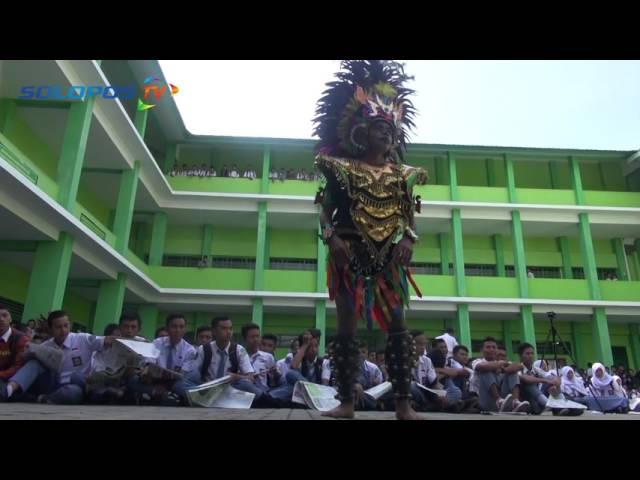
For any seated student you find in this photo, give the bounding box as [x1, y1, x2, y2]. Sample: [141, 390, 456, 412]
[5, 310, 114, 404]
[581, 362, 629, 413]
[431, 338, 449, 358]
[352, 342, 384, 411]
[155, 327, 168, 339]
[86, 323, 125, 404]
[517, 343, 561, 414]
[375, 350, 389, 382]
[0, 305, 30, 401]
[194, 325, 213, 347]
[260, 334, 278, 359]
[446, 345, 476, 399]
[429, 348, 480, 413]
[127, 314, 197, 406]
[471, 336, 530, 413]
[270, 331, 324, 404]
[276, 338, 299, 383]
[241, 323, 280, 392]
[405, 330, 441, 412]
[200, 163, 208, 177]
[174, 316, 260, 402]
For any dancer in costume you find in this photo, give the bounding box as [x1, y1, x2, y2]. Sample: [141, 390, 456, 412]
[313, 60, 428, 419]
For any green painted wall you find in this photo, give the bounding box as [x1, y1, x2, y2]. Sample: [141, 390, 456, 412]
[263, 271, 316, 292]
[62, 290, 93, 327]
[167, 177, 261, 194]
[214, 228, 257, 257]
[528, 279, 590, 300]
[516, 188, 576, 205]
[459, 186, 509, 203]
[149, 266, 254, 290]
[515, 161, 552, 189]
[165, 225, 206, 255]
[0, 258, 30, 304]
[269, 229, 316, 259]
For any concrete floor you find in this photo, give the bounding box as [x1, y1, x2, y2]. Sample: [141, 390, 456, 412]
[1, 404, 639, 420]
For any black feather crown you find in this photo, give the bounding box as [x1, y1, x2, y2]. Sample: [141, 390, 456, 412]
[313, 60, 416, 162]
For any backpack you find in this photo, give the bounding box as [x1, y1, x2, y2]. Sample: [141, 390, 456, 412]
[201, 342, 239, 381]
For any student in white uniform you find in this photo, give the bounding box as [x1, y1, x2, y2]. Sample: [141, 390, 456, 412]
[7, 310, 113, 404]
[194, 325, 213, 347]
[584, 362, 629, 412]
[276, 338, 301, 385]
[129, 314, 197, 405]
[241, 323, 279, 391]
[406, 330, 439, 411]
[353, 342, 384, 411]
[472, 336, 529, 413]
[176, 316, 258, 402]
[517, 343, 560, 414]
[260, 334, 278, 358]
[86, 323, 124, 404]
[435, 328, 458, 359]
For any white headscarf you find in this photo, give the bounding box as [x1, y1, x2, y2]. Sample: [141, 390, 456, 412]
[533, 360, 548, 371]
[561, 366, 588, 397]
[611, 375, 627, 398]
[590, 362, 613, 390]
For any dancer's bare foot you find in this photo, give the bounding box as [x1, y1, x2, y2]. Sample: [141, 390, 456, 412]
[395, 398, 423, 420]
[321, 401, 355, 419]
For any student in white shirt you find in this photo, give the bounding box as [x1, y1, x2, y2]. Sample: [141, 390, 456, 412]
[472, 336, 530, 413]
[353, 342, 384, 410]
[517, 343, 560, 414]
[241, 323, 279, 391]
[584, 362, 629, 413]
[435, 328, 458, 359]
[7, 310, 113, 404]
[276, 338, 299, 384]
[406, 330, 439, 412]
[260, 334, 278, 359]
[129, 314, 197, 405]
[194, 325, 213, 347]
[176, 316, 259, 403]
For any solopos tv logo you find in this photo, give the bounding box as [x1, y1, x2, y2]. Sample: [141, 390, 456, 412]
[138, 76, 179, 111]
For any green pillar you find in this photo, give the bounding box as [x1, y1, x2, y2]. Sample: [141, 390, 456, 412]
[134, 108, 148, 139]
[578, 213, 601, 300]
[93, 273, 127, 337]
[448, 152, 459, 201]
[571, 322, 583, 367]
[451, 207, 470, 348]
[148, 212, 167, 266]
[113, 162, 140, 254]
[0, 99, 17, 137]
[316, 225, 327, 355]
[260, 145, 271, 194]
[202, 224, 214, 262]
[511, 211, 528, 298]
[486, 158, 496, 187]
[455, 304, 471, 349]
[548, 161, 558, 189]
[505, 154, 517, 203]
[592, 307, 613, 366]
[434, 156, 444, 185]
[451, 209, 465, 296]
[629, 324, 640, 370]
[315, 300, 327, 356]
[134, 222, 149, 260]
[612, 238, 628, 281]
[56, 98, 95, 210]
[138, 304, 159, 340]
[163, 144, 177, 174]
[251, 299, 263, 331]
[493, 234, 505, 277]
[520, 304, 536, 348]
[22, 232, 74, 321]
[569, 156, 585, 205]
[503, 320, 513, 360]
[635, 239, 640, 282]
[439, 233, 450, 275]
[558, 236, 573, 279]
[252, 201, 268, 329]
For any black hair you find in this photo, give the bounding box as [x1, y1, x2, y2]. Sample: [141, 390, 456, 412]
[155, 327, 168, 338]
[119, 312, 141, 327]
[47, 310, 68, 327]
[428, 349, 446, 369]
[103, 323, 119, 336]
[445, 327, 455, 334]
[517, 342, 534, 356]
[241, 323, 260, 339]
[262, 333, 278, 344]
[481, 336, 497, 348]
[431, 338, 446, 349]
[196, 325, 213, 335]
[211, 316, 231, 328]
[165, 313, 186, 327]
[452, 345, 468, 355]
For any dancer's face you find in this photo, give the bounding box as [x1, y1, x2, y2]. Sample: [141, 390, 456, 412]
[367, 120, 394, 154]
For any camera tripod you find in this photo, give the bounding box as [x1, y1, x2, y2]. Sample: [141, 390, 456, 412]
[539, 311, 604, 412]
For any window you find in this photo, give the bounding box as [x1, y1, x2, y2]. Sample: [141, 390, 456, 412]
[269, 258, 317, 271]
[597, 268, 618, 280]
[211, 256, 256, 269]
[161, 255, 256, 269]
[464, 264, 496, 277]
[528, 266, 561, 279]
[409, 262, 443, 275]
[571, 267, 585, 279]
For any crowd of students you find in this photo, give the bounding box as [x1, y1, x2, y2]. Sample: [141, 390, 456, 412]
[167, 164, 320, 182]
[1, 304, 638, 415]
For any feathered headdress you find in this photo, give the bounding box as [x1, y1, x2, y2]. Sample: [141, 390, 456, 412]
[313, 60, 416, 162]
